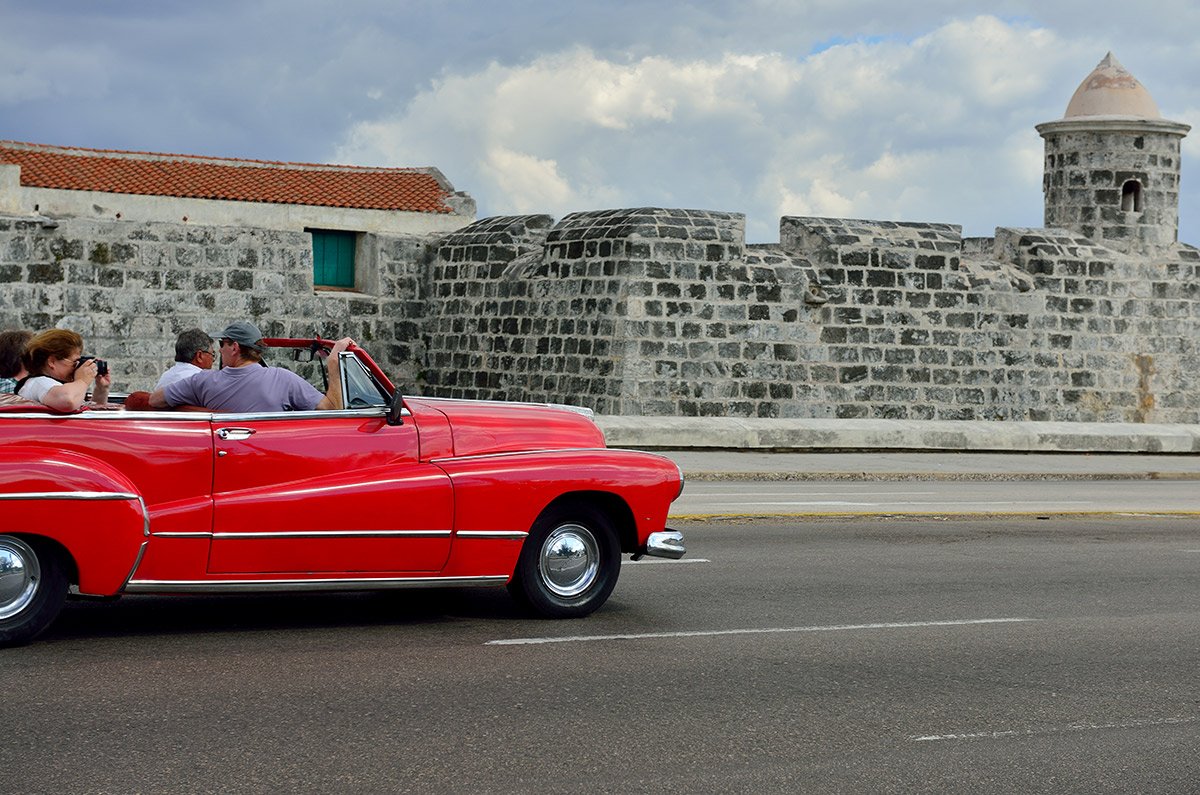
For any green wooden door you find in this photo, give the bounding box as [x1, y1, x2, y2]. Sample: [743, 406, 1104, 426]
[311, 230, 356, 288]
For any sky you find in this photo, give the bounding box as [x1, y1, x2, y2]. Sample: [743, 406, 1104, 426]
[2, 1, 1197, 244]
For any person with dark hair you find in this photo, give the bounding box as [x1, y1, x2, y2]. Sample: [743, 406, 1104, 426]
[148, 321, 353, 413]
[17, 328, 110, 411]
[154, 328, 215, 391]
[0, 329, 32, 393]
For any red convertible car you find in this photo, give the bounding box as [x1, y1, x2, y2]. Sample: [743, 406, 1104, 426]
[0, 339, 684, 647]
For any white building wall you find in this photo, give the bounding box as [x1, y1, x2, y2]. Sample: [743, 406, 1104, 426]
[3, 182, 474, 236]
[0, 165, 20, 214]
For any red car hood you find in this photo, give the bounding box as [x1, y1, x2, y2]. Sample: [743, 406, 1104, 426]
[406, 398, 606, 458]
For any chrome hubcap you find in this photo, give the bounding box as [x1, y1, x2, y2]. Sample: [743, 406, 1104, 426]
[538, 523, 599, 597]
[0, 537, 40, 620]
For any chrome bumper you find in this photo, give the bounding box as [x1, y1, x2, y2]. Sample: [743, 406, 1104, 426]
[633, 529, 686, 560]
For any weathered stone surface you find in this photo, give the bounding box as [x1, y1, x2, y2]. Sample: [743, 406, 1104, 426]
[2, 203, 1198, 422]
[415, 211, 1200, 422]
[0, 215, 437, 391]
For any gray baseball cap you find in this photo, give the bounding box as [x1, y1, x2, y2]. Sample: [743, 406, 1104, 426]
[212, 320, 265, 351]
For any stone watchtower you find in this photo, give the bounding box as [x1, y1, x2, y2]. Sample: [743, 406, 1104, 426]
[1036, 53, 1190, 255]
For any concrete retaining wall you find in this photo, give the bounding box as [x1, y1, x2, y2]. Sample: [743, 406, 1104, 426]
[596, 415, 1200, 453]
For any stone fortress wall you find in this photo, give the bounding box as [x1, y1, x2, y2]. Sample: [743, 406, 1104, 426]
[0, 216, 435, 388]
[1, 53, 1197, 423]
[419, 209, 1200, 423]
[2, 204, 1198, 423]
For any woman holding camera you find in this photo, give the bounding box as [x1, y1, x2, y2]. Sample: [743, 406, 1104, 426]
[17, 329, 110, 411]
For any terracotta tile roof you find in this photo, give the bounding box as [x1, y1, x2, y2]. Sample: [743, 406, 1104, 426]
[0, 140, 456, 214]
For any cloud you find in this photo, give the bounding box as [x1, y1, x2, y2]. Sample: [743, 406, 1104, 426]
[0, 39, 111, 105]
[480, 147, 573, 212]
[2, 3, 1197, 243]
[335, 15, 1093, 241]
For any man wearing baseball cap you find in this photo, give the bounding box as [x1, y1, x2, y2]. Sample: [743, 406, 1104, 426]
[148, 320, 354, 412]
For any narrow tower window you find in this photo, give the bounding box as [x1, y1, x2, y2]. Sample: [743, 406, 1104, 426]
[1121, 180, 1143, 213]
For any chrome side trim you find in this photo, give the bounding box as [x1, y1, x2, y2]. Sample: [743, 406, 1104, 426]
[215, 408, 389, 422]
[211, 530, 453, 539]
[0, 408, 391, 422]
[0, 490, 139, 501]
[455, 530, 529, 540]
[158, 530, 520, 540]
[0, 491, 150, 538]
[0, 411, 211, 421]
[124, 574, 511, 593]
[137, 494, 150, 537]
[120, 541, 150, 591]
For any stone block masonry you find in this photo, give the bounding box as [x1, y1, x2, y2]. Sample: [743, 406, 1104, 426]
[420, 209, 1200, 423]
[3, 206, 1199, 424]
[0, 215, 435, 390]
[784, 219, 1200, 422]
[1041, 127, 1184, 255]
[421, 209, 747, 413]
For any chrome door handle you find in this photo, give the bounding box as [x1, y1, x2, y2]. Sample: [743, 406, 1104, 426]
[217, 427, 256, 441]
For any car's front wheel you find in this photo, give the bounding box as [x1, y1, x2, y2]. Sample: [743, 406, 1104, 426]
[0, 535, 68, 648]
[509, 505, 621, 618]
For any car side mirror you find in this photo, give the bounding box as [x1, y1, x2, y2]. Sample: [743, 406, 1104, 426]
[386, 389, 405, 426]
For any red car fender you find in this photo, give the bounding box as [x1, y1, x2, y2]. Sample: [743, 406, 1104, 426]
[0, 447, 148, 595]
[435, 448, 682, 550]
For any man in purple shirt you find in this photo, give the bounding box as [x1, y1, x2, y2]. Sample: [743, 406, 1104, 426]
[148, 321, 354, 412]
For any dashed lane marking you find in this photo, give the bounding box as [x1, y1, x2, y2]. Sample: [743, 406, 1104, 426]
[486, 617, 1037, 646]
[911, 716, 1200, 742]
[690, 490, 942, 496]
[694, 500, 1093, 507]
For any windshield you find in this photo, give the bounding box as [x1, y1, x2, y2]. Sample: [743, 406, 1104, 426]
[340, 352, 390, 408]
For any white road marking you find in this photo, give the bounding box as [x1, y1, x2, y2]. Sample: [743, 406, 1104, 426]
[623, 558, 711, 565]
[700, 500, 1093, 508]
[486, 617, 1037, 646]
[693, 490, 940, 496]
[912, 716, 1199, 742]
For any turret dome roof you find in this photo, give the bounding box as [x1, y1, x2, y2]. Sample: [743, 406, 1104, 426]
[1063, 52, 1161, 119]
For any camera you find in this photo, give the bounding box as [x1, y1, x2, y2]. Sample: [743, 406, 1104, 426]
[76, 355, 109, 377]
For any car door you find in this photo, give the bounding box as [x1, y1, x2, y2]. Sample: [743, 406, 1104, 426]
[208, 409, 454, 574]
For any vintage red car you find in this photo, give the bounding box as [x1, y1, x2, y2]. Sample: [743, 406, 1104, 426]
[0, 338, 684, 646]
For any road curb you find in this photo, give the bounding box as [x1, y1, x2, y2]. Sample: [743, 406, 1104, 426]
[668, 510, 1200, 521]
[597, 416, 1200, 454]
[682, 471, 1200, 482]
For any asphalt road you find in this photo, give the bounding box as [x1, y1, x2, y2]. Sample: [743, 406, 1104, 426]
[673, 478, 1200, 517]
[4, 515, 1200, 793]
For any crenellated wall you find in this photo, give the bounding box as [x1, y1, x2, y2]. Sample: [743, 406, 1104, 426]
[3, 207, 1199, 423]
[419, 210, 1200, 422]
[421, 209, 746, 413]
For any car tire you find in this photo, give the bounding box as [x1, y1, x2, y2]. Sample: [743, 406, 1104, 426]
[508, 505, 621, 618]
[0, 535, 68, 648]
